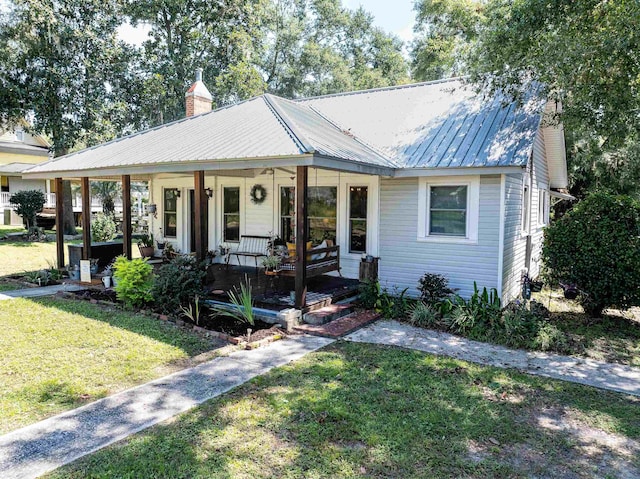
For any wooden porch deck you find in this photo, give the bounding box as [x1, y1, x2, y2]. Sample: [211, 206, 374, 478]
[205, 264, 360, 312]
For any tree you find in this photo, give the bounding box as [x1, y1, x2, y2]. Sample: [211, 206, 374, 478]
[260, 0, 409, 98]
[0, 0, 140, 234]
[9, 190, 46, 229]
[410, 0, 484, 81]
[125, 0, 267, 126]
[542, 193, 640, 317]
[91, 181, 121, 216]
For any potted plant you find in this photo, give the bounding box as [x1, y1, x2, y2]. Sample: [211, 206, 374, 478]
[137, 233, 155, 258]
[156, 228, 166, 250]
[261, 255, 281, 272]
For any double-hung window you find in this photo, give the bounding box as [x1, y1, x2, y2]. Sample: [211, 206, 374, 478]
[223, 186, 240, 242]
[163, 188, 178, 238]
[418, 177, 479, 243]
[522, 175, 531, 235]
[429, 186, 467, 236]
[349, 186, 368, 253]
[307, 186, 337, 243]
[538, 187, 549, 226]
[280, 186, 295, 243]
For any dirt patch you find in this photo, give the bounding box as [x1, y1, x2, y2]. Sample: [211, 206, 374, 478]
[465, 405, 640, 478]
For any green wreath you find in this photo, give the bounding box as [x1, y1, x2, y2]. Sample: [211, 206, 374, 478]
[250, 184, 267, 204]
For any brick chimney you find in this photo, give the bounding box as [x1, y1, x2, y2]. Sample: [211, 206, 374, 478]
[185, 68, 212, 117]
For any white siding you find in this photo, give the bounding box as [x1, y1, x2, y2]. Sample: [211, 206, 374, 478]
[379, 175, 501, 298]
[501, 127, 550, 303]
[149, 169, 379, 280]
[501, 172, 527, 302]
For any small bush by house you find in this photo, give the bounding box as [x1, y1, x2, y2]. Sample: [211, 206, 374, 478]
[113, 257, 154, 308]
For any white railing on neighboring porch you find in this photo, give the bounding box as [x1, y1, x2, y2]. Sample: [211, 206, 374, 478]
[0, 192, 56, 208]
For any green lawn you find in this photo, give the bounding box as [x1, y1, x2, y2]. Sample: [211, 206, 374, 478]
[534, 289, 640, 367]
[48, 342, 640, 479]
[0, 298, 220, 434]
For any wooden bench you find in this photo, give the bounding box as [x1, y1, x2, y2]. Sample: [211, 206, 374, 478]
[226, 235, 270, 268]
[276, 245, 341, 278]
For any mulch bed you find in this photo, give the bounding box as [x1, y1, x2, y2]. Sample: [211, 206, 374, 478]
[294, 309, 381, 338]
[66, 288, 286, 350]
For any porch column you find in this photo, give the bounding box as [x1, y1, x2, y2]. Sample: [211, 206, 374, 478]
[81, 177, 91, 260]
[295, 166, 308, 308]
[122, 175, 132, 260]
[194, 170, 208, 261]
[55, 177, 64, 268]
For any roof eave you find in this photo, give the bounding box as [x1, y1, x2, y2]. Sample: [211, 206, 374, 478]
[393, 165, 525, 177]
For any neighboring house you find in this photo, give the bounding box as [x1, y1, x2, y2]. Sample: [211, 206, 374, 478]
[23, 73, 570, 305]
[0, 125, 55, 225]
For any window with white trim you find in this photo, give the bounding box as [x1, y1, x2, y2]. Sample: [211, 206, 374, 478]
[538, 188, 549, 226]
[418, 177, 480, 243]
[522, 175, 531, 234]
[223, 186, 240, 242]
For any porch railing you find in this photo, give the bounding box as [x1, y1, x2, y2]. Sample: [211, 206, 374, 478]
[0, 192, 56, 208]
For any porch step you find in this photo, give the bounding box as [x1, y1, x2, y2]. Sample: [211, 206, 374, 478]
[303, 304, 353, 325]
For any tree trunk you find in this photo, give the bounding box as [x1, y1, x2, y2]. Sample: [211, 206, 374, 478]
[61, 180, 76, 235]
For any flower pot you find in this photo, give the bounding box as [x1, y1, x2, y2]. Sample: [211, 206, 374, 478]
[139, 246, 155, 258]
[69, 270, 80, 281]
[101, 276, 112, 288]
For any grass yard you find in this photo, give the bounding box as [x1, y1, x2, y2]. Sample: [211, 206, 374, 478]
[48, 341, 640, 479]
[0, 297, 222, 434]
[534, 289, 640, 367]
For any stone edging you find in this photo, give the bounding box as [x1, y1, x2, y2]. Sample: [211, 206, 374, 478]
[55, 290, 286, 351]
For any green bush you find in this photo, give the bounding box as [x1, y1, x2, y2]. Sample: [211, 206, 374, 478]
[91, 213, 117, 242]
[417, 273, 456, 304]
[151, 256, 206, 314]
[358, 280, 381, 309]
[9, 190, 45, 229]
[407, 301, 440, 328]
[113, 257, 154, 308]
[542, 192, 640, 316]
[533, 323, 569, 353]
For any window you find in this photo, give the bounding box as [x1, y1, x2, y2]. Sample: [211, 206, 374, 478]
[308, 186, 337, 243]
[280, 186, 295, 243]
[429, 185, 467, 236]
[418, 177, 479, 243]
[349, 186, 368, 253]
[538, 188, 549, 225]
[223, 186, 240, 242]
[522, 176, 531, 234]
[163, 189, 178, 238]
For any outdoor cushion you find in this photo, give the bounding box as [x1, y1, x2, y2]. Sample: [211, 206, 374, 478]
[310, 240, 327, 260]
[286, 241, 312, 258]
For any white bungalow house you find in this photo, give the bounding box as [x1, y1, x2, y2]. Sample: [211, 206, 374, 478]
[23, 73, 569, 307]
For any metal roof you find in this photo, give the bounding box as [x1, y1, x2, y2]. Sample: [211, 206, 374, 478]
[299, 79, 544, 169]
[24, 78, 546, 177]
[0, 162, 38, 174]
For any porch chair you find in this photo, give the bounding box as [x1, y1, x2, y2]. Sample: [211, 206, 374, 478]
[226, 235, 270, 269]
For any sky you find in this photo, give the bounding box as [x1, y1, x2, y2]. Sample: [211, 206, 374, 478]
[118, 0, 416, 47]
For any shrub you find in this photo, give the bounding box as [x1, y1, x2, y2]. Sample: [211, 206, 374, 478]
[151, 256, 206, 314]
[358, 280, 381, 309]
[533, 323, 569, 353]
[113, 257, 154, 308]
[9, 190, 45, 229]
[417, 273, 455, 304]
[91, 212, 117, 242]
[542, 192, 640, 317]
[407, 301, 440, 328]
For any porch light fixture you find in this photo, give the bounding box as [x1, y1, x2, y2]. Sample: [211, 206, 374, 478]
[175, 189, 181, 198]
[205, 187, 213, 198]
